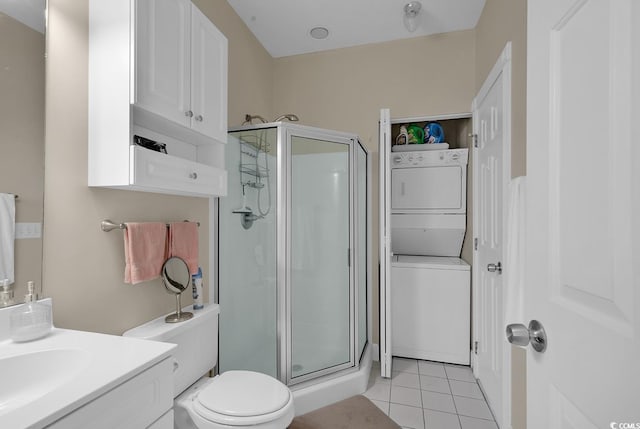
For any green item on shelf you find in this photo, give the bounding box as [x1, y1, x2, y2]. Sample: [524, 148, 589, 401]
[407, 125, 424, 144]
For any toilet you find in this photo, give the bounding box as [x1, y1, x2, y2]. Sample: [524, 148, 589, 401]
[123, 304, 294, 429]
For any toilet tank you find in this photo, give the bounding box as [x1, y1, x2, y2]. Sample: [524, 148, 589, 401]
[123, 304, 220, 396]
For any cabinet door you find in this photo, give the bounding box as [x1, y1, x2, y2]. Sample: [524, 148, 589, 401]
[135, 0, 191, 127]
[190, 4, 228, 142]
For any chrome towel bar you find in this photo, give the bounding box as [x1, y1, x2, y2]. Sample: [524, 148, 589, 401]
[101, 219, 200, 232]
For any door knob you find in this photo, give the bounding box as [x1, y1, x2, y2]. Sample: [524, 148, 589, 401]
[506, 320, 547, 353]
[487, 262, 502, 274]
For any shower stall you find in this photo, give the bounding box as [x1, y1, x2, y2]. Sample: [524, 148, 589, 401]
[218, 122, 371, 412]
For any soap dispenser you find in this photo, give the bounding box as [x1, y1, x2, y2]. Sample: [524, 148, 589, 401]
[10, 281, 52, 342]
[0, 279, 14, 307]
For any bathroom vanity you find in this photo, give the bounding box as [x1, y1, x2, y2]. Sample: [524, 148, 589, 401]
[0, 303, 175, 429]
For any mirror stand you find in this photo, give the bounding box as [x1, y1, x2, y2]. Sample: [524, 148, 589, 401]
[165, 293, 193, 323]
[161, 256, 193, 323]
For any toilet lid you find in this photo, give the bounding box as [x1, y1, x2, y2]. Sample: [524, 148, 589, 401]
[197, 371, 291, 417]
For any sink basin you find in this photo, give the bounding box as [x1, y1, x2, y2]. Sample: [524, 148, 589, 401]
[0, 348, 91, 416]
[0, 324, 175, 428]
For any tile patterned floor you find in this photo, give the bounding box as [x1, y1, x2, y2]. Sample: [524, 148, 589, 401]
[365, 358, 498, 429]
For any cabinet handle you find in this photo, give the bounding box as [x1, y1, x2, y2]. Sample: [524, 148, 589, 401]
[195, 115, 203, 122]
[185, 110, 194, 118]
[189, 172, 198, 180]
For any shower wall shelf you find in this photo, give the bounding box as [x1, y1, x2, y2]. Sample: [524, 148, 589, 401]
[239, 164, 268, 178]
[239, 137, 271, 153]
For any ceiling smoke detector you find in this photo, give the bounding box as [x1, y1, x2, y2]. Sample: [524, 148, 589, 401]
[403, 1, 422, 32]
[309, 26, 329, 40]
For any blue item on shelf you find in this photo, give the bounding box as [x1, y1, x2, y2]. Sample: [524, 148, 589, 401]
[424, 122, 445, 144]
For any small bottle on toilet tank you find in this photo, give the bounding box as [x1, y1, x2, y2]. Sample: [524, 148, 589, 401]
[192, 267, 203, 310]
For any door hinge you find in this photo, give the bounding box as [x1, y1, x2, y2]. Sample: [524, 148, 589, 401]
[474, 237, 478, 251]
[470, 133, 479, 148]
[474, 341, 479, 354]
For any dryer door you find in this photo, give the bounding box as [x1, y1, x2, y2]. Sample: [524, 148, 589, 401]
[391, 166, 465, 212]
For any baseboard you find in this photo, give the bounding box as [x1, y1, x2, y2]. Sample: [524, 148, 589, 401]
[372, 343, 379, 361]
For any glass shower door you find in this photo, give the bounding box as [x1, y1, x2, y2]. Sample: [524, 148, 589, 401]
[288, 131, 353, 383]
[219, 127, 278, 378]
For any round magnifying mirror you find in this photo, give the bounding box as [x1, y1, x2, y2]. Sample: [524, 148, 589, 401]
[161, 257, 193, 323]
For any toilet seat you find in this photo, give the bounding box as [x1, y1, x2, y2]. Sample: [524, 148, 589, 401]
[189, 371, 294, 427]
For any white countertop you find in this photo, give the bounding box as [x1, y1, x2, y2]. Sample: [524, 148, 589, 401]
[0, 327, 175, 428]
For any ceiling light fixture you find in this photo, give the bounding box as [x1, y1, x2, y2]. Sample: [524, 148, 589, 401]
[403, 1, 422, 33]
[310, 26, 329, 40]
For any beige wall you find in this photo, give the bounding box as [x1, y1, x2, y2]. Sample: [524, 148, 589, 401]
[474, 1, 528, 428]
[273, 31, 477, 342]
[44, 0, 273, 334]
[0, 13, 45, 301]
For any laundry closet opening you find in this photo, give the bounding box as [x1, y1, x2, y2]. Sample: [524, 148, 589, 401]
[379, 111, 473, 372]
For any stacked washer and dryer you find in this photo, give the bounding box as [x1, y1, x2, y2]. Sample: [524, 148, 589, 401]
[389, 147, 471, 365]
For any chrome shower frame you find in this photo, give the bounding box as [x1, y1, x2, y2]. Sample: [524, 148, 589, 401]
[219, 121, 372, 389]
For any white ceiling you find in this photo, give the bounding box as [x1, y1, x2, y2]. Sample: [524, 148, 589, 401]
[0, 0, 45, 33]
[227, 0, 486, 58]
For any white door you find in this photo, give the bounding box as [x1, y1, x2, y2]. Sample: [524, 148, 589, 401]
[472, 43, 511, 428]
[379, 108, 392, 378]
[525, 0, 640, 426]
[190, 4, 227, 142]
[135, 0, 191, 127]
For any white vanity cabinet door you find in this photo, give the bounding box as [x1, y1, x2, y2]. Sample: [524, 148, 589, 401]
[48, 358, 174, 429]
[134, 0, 191, 127]
[148, 410, 174, 429]
[190, 4, 228, 143]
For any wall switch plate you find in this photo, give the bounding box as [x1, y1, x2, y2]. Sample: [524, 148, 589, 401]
[15, 222, 42, 239]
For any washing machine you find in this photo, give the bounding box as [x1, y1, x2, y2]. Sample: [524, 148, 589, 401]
[391, 255, 470, 364]
[390, 148, 471, 365]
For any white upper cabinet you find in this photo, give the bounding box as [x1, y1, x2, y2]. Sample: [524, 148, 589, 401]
[134, 0, 227, 142]
[88, 0, 228, 197]
[134, 0, 191, 128]
[190, 5, 228, 143]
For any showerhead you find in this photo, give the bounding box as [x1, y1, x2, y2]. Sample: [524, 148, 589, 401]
[273, 114, 299, 122]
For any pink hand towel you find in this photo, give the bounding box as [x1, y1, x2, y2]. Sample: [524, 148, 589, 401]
[168, 222, 199, 275]
[124, 222, 168, 284]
